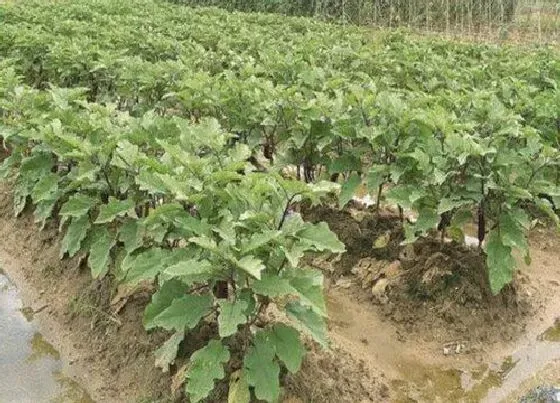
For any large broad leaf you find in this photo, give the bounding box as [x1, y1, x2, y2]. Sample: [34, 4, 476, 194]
[235, 255, 265, 279]
[252, 274, 296, 298]
[241, 230, 281, 254]
[285, 268, 326, 317]
[94, 198, 135, 224]
[150, 294, 213, 332]
[499, 212, 528, 252]
[88, 226, 116, 279]
[59, 194, 98, 219]
[437, 198, 471, 214]
[154, 331, 184, 373]
[60, 215, 91, 258]
[217, 299, 248, 337]
[270, 324, 304, 373]
[143, 279, 186, 329]
[297, 222, 345, 253]
[31, 173, 59, 203]
[244, 331, 280, 402]
[228, 370, 250, 403]
[486, 230, 516, 295]
[286, 301, 328, 348]
[124, 248, 167, 284]
[118, 218, 144, 254]
[185, 340, 230, 403]
[338, 173, 362, 208]
[281, 243, 306, 268]
[34, 197, 58, 229]
[163, 259, 215, 284]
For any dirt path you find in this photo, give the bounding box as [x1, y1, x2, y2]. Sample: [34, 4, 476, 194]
[324, 227, 560, 402]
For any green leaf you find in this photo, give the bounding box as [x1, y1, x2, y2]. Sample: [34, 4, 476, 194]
[151, 294, 213, 331]
[189, 236, 219, 252]
[270, 324, 304, 373]
[217, 299, 248, 337]
[297, 222, 345, 253]
[31, 173, 59, 203]
[286, 268, 326, 317]
[282, 243, 306, 267]
[286, 301, 328, 347]
[124, 248, 167, 284]
[154, 331, 183, 373]
[87, 226, 116, 278]
[252, 274, 296, 297]
[185, 340, 230, 403]
[499, 212, 528, 252]
[118, 219, 144, 254]
[339, 173, 361, 208]
[437, 198, 470, 214]
[415, 208, 440, 233]
[237, 289, 256, 317]
[236, 255, 265, 279]
[34, 198, 58, 228]
[95, 197, 135, 224]
[244, 331, 280, 402]
[60, 215, 90, 258]
[242, 230, 281, 254]
[59, 194, 98, 219]
[486, 230, 516, 295]
[228, 370, 250, 403]
[163, 259, 215, 283]
[144, 279, 186, 329]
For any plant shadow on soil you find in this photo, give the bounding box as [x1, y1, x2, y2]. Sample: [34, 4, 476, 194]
[304, 203, 535, 349]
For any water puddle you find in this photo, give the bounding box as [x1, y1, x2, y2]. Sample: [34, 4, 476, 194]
[391, 324, 560, 403]
[0, 269, 94, 403]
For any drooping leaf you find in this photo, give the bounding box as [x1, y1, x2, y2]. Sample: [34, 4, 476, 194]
[499, 212, 528, 252]
[270, 324, 304, 373]
[144, 279, 186, 329]
[60, 215, 90, 258]
[59, 194, 98, 219]
[297, 222, 345, 253]
[286, 268, 326, 316]
[286, 301, 328, 347]
[185, 340, 230, 403]
[34, 197, 58, 228]
[228, 370, 250, 403]
[244, 331, 280, 402]
[95, 197, 135, 224]
[31, 173, 59, 203]
[151, 294, 213, 331]
[124, 248, 167, 284]
[339, 173, 362, 208]
[217, 299, 248, 337]
[154, 331, 184, 373]
[118, 218, 144, 254]
[486, 230, 516, 295]
[87, 226, 116, 278]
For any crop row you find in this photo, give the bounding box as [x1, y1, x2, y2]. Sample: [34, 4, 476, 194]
[1, 0, 560, 399]
[2, 0, 560, 292]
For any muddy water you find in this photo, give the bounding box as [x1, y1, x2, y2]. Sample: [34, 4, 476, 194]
[0, 269, 93, 403]
[389, 330, 560, 402]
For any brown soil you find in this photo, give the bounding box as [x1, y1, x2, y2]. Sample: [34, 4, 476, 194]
[378, 238, 535, 349]
[303, 204, 404, 275]
[310, 204, 544, 353]
[0, 183, 389, 402]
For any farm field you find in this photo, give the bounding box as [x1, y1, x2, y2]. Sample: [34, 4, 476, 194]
[0, 0, 560, 402]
